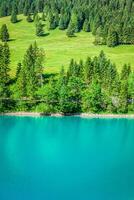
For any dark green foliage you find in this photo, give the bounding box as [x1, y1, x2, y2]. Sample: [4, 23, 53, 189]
[0, 43, 10, 97]
[0, 43, 11, 111]
[48, 12, 58, 30]
[11, 9, 18, 23]
[0, 24, 9, 42]
[27, 13, 33, 23]
[34, 13, 40, 25]
[107, 29, 119, 47]
[42, 12, 46, 21]
[36, 21, 44, 36]
[13, 42, 45, 99]
[66, 22, 75, 37]
[83, 19, 90, 32]
[82, 80, 103, 113]
[59, 13, 70, 30]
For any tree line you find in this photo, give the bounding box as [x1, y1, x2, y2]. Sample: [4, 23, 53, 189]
[0, 0, 134, 46]
[0, 42, 134, 114]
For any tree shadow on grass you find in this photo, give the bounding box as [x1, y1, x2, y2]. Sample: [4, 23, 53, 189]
[41, 32, 50, 37]
[17, 19, 23, 23]
[71, 35, 77, 37]
[8, 38, 16, 42]
[43, 73, 58, 79]
[9, 38, 16, 42]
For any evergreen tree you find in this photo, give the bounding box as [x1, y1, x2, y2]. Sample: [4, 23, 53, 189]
[27, 13, 33, 22]
[0, 24, 10, 42]
[83, 19, 90, 32]
[42, 12, 46, 21]
[107, 29, 119, 47]
[16, 63, 22, 79]
[48, 12, 57, 30]
[82, 80, 103, 113]
[119, 80, 129, 113]
[66, 22, 75, 37]
[128, 73, 134, 111]
[36, 21, 44, 37]
[0, 43, 10, 98]
[11, 10, 18, 23]
[34, 13, 40, 25]
[84, 57, 94, 84]
[0, 2, 7, 17]
[14, 43, 45, 99]
[67, 76, 83, 113]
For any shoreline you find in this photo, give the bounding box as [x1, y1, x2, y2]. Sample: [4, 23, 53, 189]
[0, 112, 134, 119]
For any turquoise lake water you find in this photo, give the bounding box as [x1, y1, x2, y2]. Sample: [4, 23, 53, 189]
[0, 116, 134, 200]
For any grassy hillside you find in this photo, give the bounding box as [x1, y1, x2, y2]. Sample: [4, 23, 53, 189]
[0, 15, 134, 75]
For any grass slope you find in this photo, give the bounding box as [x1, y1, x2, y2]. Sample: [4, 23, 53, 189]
[0, 15, 134, 75]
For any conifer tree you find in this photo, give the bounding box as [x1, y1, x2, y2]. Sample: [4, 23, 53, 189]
[119, 80, 129, 113]
[0, 43, 10, 98]
[27, 13, 33, 22]
[66, 22, 75, 37]
[42, 12, 46, 21]
[11, 10, 18, 23]
[84, 57, 94, 84]
[34, 13, 40, 25]
[107, 29, 119, 47]
[36, 21, 44, 37]
[83, 19, 90, 32]
[0, 24, 10, 42]
[48, 12, 57, 30]
[16, 63, 22, 79]
[14, 43, 45, 99]
[82, 80, 103, 113]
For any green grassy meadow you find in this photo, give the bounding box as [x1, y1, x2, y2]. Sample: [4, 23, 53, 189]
[0, 15, 134, 75]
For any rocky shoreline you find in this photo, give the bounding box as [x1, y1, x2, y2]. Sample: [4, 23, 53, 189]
[0, 112, 134, 118]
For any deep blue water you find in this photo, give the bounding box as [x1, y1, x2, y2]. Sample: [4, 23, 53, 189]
[0, 116, 134, 200]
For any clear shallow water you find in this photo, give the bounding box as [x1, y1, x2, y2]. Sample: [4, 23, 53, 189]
[0, 116, 134, 200]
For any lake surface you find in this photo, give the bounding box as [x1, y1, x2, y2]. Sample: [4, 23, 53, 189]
[0, 116, 134, 200]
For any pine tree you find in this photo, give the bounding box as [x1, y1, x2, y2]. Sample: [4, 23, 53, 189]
[16, 62, 22, 79]
[22, 44, 37, 98]
[67, 76, 83, 113]
[27, 13, 33, 22]
[0, 24, 10, 42]
[0, 2, 7, 17]
[48, 12, 57, 30]
[59, 15, 65, 30]
[15, 43, 45, 99]
[36, 21, 44, 37]
[82, 80, 103, 113]
[71, 13, 80, 33]
[66, 22, 75, 37]
[119, 80, 129, 113]
[11, 10, 18, 23]
[107, 28, 119, 47]
[59, 13, 70, 30]
[84, 57, 94, 84]
[42, 12, 46, 21]
[83, 19, 90, 32]
[23, 0, 30, 16]
[14, 65, 27, 98]
[34, 13, 40, 25]
[0, 43, 10, 98]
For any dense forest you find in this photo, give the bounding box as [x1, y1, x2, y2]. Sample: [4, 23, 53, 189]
[0, 42, 134, 114]
[0, 0, 134, 46]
